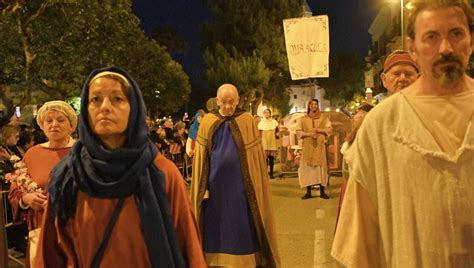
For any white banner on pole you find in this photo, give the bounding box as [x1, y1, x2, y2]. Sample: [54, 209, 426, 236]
[283, 15, 330, 80]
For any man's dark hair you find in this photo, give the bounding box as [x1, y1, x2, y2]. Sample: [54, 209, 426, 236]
[307, 99, 319, 114]
[406, 0, 473, 40]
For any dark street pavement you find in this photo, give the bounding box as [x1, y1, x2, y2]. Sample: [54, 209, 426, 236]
[271, 174, 343, 268]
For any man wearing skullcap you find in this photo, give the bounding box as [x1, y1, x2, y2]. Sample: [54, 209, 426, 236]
[380, 50, 419, 97]
[9, 100, 77, 267]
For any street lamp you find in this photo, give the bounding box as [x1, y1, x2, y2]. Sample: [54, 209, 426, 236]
[388, 0, 407, 49]
[400, 0, 405, 49]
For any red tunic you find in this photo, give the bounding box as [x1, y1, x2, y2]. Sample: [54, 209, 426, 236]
[8, 144, 71, 230]
[35, 154, 206, 268]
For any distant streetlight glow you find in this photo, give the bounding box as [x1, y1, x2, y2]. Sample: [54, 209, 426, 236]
[387, 0, 406, 49]
[66, 96, 81, 114]
[400, 0, 405, 49]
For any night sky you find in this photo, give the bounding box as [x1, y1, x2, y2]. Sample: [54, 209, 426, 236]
[132, 0, 211, 82]
[132, 0, 380, 89]
[308, 0, 380, 55]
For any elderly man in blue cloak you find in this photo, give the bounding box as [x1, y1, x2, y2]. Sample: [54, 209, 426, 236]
[191, 83, 280, 267]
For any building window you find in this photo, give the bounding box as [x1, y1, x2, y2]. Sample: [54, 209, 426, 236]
[294, 95, 297, 99]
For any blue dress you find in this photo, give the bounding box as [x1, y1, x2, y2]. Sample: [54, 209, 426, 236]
[202, 121, 260, 254]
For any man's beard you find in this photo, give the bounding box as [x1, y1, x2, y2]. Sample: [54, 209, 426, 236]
[432, 54, 465, 86]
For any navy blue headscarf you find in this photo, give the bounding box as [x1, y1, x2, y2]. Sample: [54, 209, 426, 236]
[48, 66, 185, 268]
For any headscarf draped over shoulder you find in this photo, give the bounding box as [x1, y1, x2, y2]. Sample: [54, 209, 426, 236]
[48, 66, 185, 268]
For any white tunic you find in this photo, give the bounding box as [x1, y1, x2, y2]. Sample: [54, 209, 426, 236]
[332, 91, 474, 267]
[258, 118, 279, 151]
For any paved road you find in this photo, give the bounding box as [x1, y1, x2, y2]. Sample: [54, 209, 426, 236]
[270, 175, 343, 268]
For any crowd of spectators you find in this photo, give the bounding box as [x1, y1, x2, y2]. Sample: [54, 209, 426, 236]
[0, 114, 49, 258]
[147, 112, 207, 180]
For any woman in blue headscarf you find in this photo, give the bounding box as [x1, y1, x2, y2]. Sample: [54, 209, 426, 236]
[35, 67, 205, 268]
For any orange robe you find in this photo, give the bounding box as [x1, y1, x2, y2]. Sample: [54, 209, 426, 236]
[9, 144, 71, 230]
[35, 153, 205, 268]
[8, 144, 71, 267]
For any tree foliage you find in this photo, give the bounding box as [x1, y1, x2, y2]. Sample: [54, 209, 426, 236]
[204, 43, 271, 112]
[202, 0, 301, 115]
[150, 24, 188, 54]
[318, 51, 365, 107]
[0, 0, 190, 118]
